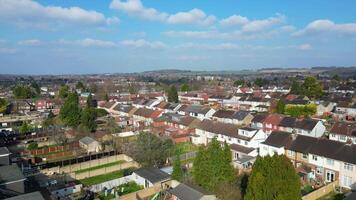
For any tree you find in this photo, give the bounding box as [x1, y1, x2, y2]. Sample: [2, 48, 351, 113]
[27, 142, 38, 150]
[76, 81, 85, 90]
[31, 81, 41, 95]
[0, 98, 9, 114]
[180, 83, 191, 92]
[234, 79, 245, 86]
[284, 104, 317, 117]
[81, 107, 97, 132]
[254, 78, 268, 87]
[245, 155, 301, 200]
[58, 85, 70, 99]
[19, 122, 31, 135]
[192, 139, 235, 191]
[331, 74, 340, 81]
[104, 93, 109, 102]
[276, 99, 285, 114]
[123, 132, 174, 167]
[105, 117, 122, 134]
[301, 76, 323, 99]
[290, 80, 302, 95]
[59, 92, 81, 127]
[13, 85, 34, 99]
[167, 85, 178, 103]
[171, 152, 184, 181]
[86, 94, 96, 108]
[42, 111, 55, 128]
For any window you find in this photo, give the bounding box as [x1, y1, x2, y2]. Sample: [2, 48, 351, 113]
[312, 155, 318, 161]
[302, 153, 308, 159]
[234, 152, 239, 160]
[342, 176, 352, 187]
[244, 141, 248, 145]
[237, 139, 241, 144]
[287, 150, 295, 157]
[326, 159, 334, 166]
[316, 167, 322, 175]
[331, 134, 335, 138]
[339, 135, 346, 141]
[344, 163, 353, 171]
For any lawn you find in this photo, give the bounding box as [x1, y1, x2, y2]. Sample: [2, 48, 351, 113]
[75, 160, 126, 174]
[98, 182, 143, 200]
[79, 170, 125, 186]
[175, 142, 199, 154]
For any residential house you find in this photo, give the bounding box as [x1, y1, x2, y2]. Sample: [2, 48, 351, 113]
[315, 101, 335, 116]
[259, 131, 293, 157]
[335, 102, 356, 121]
[262, 114, 284, 134]
[250, 114, 268, 129]
[212, 110, 253, 126]
[329, 122, 356, 144]
[180, 105, 215, 120]
[132, 108, 163, 127]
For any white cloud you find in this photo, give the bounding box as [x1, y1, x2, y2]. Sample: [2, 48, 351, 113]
[290, 44, 312, 50]
[175, 42, 239, 50]
[241, 14, 285, 32]
[18, 39, 41, 46]
[174, 55, 207, 61]
[0, 0, 119, 28]
[167, 9, 216, 26]
[0, 47, 17, 54]
[110, 0, 215, 26]
[220, 15, 249, 26]
[58, 38, 117, 48]
[293, 19, 356, 36]
[121, 39, 166, 49]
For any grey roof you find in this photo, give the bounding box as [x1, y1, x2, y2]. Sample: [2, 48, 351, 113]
[79, 136, 97, 145]
[232, 111, 250, 120]
[5, 192, 45, 200]
[171, 183, 212, 200]
[0, 165, 25, 184]
[134, 167, 170, 184]
[0, 147, 10, 155]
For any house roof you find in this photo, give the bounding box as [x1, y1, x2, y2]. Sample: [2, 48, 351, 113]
[232, 111, 250, 120]
[0, 165, 25, 184]
[264, 114, 284, 125]
[212, 110, 235, 119]
[5, 192, 45, 200]
[251, 114, 268, 123]
[230, 143, 255, 154]
[184, 105, 211, 115]
[262, 131, 293, 148]
[278, 117, 297, 127]
[330, 122, 356, 137]
[79, 136, 97, 145]
[295, 119, 318, 131]
[198, 120, 252, 141]
[288, 135, 318, 154]
[134, 167, 170, 184]
[134, 108, 159, 118]
[170, 183, 212, 200]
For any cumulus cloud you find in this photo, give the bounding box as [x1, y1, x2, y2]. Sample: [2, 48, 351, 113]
[0, 47, 17, 54]
[18, 39, 41, 46]
[293, 19, 356, 36]
[0, 0, 119, 28]
[58, 38, 117, 48]
[110, 0, 215, 26]
[220, 15, 249, 26]
[289, 44, 312, 50]
[241, 14, 285, 32]
[175, 42, 239, 50]
[121, 39, 166, 49]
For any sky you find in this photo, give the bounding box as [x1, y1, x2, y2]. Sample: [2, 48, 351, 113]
[0, 0, 356, 74]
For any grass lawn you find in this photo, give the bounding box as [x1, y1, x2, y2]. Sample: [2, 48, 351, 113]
[80, 170, 125, 186]
[98, 182, 143, 200]
[175, 142, 199, 154]
[75, 160, 126, 174]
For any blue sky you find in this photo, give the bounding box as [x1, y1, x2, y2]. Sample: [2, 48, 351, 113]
[0, 0, 356, 74]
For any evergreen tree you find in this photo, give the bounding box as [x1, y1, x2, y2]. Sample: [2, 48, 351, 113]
[180, 83, 191, 92]
[86, 94, 96, 108]
[301, 76, 323, 99]
[245, 155, 301, 200]
[290, 80, 302, 95]
[276, 99, 285, 114]
[81, 107, 97, 132]
[76, 81, 85, 90]
[171, 152, 184, 181]
[58, 85, 70, 99]
[234, 79, 245, 86]
[13, 85, 35, 99]
[167, 85, 178, 103]
[59, 92, 81, 127]
[192, 138, 235, 191]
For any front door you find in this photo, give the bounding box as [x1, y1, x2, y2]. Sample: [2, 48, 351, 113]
[326, 170, 335, 182]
